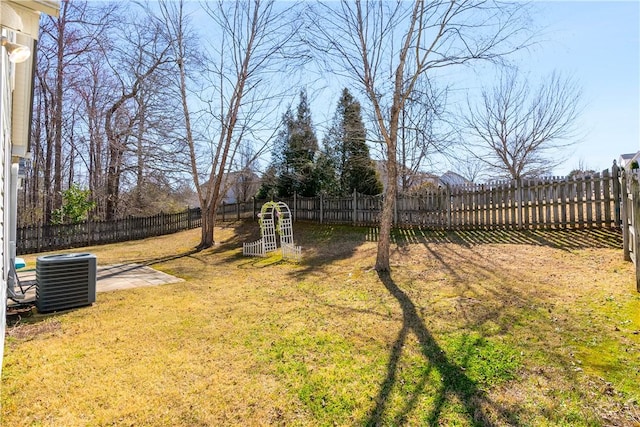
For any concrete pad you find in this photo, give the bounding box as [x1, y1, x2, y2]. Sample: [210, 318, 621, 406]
[11, 263, 183, 302]
[94, 264, 184, 292]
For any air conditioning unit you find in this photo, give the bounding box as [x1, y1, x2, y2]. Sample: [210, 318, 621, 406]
[36, 253, 97, 313]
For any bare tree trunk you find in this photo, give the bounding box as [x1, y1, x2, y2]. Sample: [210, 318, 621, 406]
[30, 94, 43, 224]
[135, 92, 146, 208]
[376, 144, 397, 271]
[200, 203, 215, 249]
[42, 81, 54, 225]
[67, 111, 76, 189]
[159, 0, 303, 250]
[85, 64, 105, 219]
[310, 0, 529, 271]
[104, 144, 122, 220]
[51, 0, 71, 215]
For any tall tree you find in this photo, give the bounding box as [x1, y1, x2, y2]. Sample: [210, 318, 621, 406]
[324, 88, 381, 196]
[71, 51, 115, 220]
[33, 0, 117, 223]
[158, 0, 305, 249]
[464, 69, 582, 179]
[256, 164, 278, 200]
[227, 143, 260, 203]
[398, 77, 451, 192]
[273, 90, 321, 197]
[310, 0, 529, 271]
[102, 12, 173, 220]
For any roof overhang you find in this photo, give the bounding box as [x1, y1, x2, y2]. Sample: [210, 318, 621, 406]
[2, 0, 59, 158]
[2, 0, 60, 38]
[15, 0, 60, 18]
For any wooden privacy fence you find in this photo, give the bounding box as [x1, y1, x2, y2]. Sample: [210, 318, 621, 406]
[17, 208, 202, 255]
[443, 170, 618, 229]
[15, 167, 623, 255]
[232, 168, 619, 230]
[620, 170, 640, 291]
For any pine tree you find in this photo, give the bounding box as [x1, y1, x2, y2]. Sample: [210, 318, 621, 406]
[323, 88, 382, 196]
[256, 164, 278, 200]
[268, 90, 322, 197]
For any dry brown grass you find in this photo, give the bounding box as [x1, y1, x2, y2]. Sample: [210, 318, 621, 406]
[2, 223, 638, 426]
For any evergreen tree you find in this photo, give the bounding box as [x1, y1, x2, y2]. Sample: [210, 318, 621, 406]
[323, 88, 382, 196]
[256, 164, 278, 200]
[268, 90, 322, 197]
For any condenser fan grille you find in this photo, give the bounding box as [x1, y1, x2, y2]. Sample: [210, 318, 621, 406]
[36, 253, 96, 313]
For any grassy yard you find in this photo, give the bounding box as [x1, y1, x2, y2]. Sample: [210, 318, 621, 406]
[2, 222, 639, 426]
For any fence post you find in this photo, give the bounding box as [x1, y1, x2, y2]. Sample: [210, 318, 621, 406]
[632, 174, 640, 291]
[622, 171, 630, 261]
[446, 185, 452, 230]
[319, 193, 324, 224]
[236, 200, 240, 221]
[612, 161, 621, 226]
[294, 193, 297, 222]
[516, 178, 523, 229]
[253, 197, 256, 220]
[353, 189, 357, 226]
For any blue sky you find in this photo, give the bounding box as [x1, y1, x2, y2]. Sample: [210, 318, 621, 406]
[186, 1, 639, 177]
[306, 1, 640, 177]
[527, 1, 640, 174]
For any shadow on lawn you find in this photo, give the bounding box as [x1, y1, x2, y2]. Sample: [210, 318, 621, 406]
[132, 249, 203, 268]
[390, 227, 622, 250]
[284, 226, 619, 424]
[364, 271, 497, 427]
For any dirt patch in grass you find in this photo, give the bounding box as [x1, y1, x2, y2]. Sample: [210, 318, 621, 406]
[3, 224, 638, 426]
[5, 319, 61, 341]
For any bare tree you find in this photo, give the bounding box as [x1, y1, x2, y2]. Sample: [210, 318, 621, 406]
[24, 1, 199, 224]
[310, 0, 529, 271]
[72, 53, 114, 220]
[102, 12, 173, 220]
[33, 0, 118, 223]
[158, 0, 305, 249]
[464, 69, 582, 180]
[398, 77, 452, 192]
[458, 154, 488, 183]
[228, 143, 261, 203]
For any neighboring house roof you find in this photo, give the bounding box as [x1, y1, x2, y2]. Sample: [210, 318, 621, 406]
[619, 152, 640, 169]
[374, 160, 472, 192]
[439, 171, 471, 187]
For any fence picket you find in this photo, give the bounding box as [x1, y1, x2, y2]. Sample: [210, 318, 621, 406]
[17, 169, 622, 255]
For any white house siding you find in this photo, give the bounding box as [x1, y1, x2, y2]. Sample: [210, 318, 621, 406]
[0, 0, 59, 379]
[0, 28, 10, 375]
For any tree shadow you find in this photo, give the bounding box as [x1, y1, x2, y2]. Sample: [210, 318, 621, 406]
[365, 271, 498, 426]
[391, 227, 622, 250]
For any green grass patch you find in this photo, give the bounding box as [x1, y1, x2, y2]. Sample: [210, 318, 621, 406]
[443, 332, 521, 387]
[3, 224, 639, 426]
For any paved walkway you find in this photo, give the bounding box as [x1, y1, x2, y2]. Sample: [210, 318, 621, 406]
[11, 264, 184, 303]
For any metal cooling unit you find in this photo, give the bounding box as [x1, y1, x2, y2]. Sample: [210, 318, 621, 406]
[36, 253, 97, 313]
